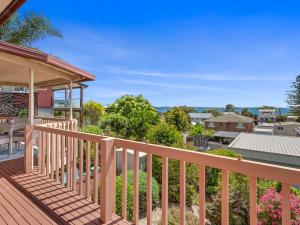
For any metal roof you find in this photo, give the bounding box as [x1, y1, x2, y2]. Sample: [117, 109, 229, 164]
[205, 113, 254, 123]
[229, 133, 300, 157]
[189, 113, 212, 119]
[213, 131, 241, 138]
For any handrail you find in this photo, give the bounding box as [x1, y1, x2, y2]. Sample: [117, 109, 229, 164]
[24, 125, 300, 225]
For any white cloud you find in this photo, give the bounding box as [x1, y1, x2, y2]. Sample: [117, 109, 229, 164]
[117, 78, 232, 92]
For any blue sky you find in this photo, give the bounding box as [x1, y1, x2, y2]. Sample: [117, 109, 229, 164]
[19, 0, 300, 107]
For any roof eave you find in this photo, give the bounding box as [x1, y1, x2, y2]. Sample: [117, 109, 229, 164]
[0, 0, 27, 25]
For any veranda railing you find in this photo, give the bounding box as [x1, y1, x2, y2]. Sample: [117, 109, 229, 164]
[24, 123, 300, 225]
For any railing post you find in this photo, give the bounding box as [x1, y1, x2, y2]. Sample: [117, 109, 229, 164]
[100, 137, 116, 223]
[25, 125, 34, 173]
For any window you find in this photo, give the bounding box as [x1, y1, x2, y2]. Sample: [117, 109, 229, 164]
[208, 122, 215, 128]
[236, 123, 245, 129]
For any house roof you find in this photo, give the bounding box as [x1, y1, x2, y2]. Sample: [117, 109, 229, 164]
[0, 41, 95, 87]
[0, 0, 26, 25]
[213, 131, 241, 138]
[205, 113, 254, 123]
[229, 133, 300, 157]
[189, 113, 213, 119]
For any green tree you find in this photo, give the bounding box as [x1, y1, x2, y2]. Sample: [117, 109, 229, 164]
[177, 106, 196, 114]
[203, 109, 221, 117]
[225, 104, 235, 112]
[146, 122, 183, 148]
[286, 75, 300, 116]
[241, 108, 252, 117]
[83, 101, 105, 125]
[107, 95, 160, 140]
[100, 113, 129, 138]
[189, 124, 214, 138]
[165, 107, 190, 132]
[0, 12, 62, 47]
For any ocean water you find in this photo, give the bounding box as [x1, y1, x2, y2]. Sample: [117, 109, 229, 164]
[156, 107, 290, 116]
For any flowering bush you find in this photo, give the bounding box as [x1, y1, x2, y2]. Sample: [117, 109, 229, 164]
[257, 188, 300, 225]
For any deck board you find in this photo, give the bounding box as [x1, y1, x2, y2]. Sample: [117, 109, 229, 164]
[0, 158, 132, 225]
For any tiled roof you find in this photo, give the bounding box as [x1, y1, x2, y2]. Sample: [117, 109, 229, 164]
[205, 113, 254, 123]
[229, 133, 300, 157]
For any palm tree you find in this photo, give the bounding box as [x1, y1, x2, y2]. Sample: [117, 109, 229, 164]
[0, 12, 62, 47]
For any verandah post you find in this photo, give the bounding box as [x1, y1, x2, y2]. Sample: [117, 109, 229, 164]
[25, 125, 34, 173]
[100, 137, 116, 223]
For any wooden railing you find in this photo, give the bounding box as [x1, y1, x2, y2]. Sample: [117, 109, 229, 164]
[35, 116, 76, 125]
[24, 124, 300, 225]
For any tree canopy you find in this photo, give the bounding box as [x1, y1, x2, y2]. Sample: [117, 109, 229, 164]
[241, 108, 253, 118]
[225, 104, 235, 112]
[286, 75, 300, 116]
[203, 109, 221, 117]
[106, 95, 160, 140]
[165, 107, 190, 132]
[0, 12, 62, 47]
[188, 124, 214, 138]
[146, 122, 183, 148]
[83, 101, 105, 125]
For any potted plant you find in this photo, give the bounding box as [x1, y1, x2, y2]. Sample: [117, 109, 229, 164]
[18, 109, 29, 123]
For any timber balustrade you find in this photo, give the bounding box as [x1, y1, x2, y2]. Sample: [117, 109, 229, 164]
[24, 122, 300, 225]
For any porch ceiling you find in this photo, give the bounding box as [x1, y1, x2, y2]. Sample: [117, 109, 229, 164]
[0, 41, 95, 88]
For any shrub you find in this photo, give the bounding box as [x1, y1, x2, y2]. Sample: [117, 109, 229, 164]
[205, 149, 240, 196]
[158, 206, 199, 225]
[206, 175, 283, 225]
[189, 125, 214, 138]
[257, 188, 300, 224]
[152, 156, 199, 206]
[81, 125, 101, 135]
[115, 170, 159, 221]
[147, 122, 184, 148]
[83, 100, 105, 125]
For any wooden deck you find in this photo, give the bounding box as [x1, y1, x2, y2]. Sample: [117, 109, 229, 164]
[0, 158, 131, 225]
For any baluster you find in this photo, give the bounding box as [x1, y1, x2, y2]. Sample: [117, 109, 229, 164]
[180, 161, 186, 225]
[41, 131, 46, 175]
[38, 131, 43, 173]
[79, 140, 84, 195]
[61, 133, 65, 185]
[46, 132, 50, 177]
[51, 132, 55, 180]
[122, 148, 128, 219]
[72, 138, 78, 192]
[67, 136, 71, 189]
[94, 142, 99, 204]
[147, 153, 152, 225]
[221, 170, 229, 225]
[56, 129, 60, 182]
[198, 165, 206, 225]
[86, 141, 91, 199]
[162, 157, 168, 225]
[282, 183, 290, 225]
[133, 151, 140, 224]
[249, 176, 257, 225]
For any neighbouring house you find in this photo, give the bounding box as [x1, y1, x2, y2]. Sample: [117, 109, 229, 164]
[229, 133, 300, 168]
[258, 109, 276, 123]
[204, 113, 254, 133]
[189, 112, 213, 125]
[0, 83, 86, 126]
[273, 122, 300, 137]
